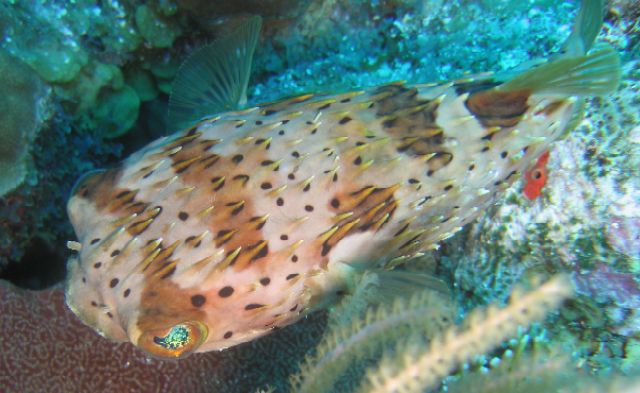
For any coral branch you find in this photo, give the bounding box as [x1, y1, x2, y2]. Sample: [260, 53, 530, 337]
[361, 275, 574, 393]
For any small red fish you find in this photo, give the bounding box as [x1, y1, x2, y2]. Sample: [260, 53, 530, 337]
[523, 150, 550, 200]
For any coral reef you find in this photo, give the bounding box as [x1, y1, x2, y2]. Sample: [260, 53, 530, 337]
[0, 49, 48, 197]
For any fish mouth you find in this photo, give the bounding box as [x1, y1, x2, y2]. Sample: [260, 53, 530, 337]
[137, 321, 208, 359]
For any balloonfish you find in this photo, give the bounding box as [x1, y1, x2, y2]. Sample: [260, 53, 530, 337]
[65, 0, 620, 359]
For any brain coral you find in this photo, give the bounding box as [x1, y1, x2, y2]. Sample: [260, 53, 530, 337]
[0, 279, 324, 392]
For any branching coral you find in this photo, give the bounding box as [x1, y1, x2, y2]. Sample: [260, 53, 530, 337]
[290, 273, 454, 393]
[360, 276, 573, 393]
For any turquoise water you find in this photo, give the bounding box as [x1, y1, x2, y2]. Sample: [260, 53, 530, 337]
[0, 0, 638, 392]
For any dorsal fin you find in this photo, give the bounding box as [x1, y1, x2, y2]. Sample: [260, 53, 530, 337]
[167, 16, 262, 132]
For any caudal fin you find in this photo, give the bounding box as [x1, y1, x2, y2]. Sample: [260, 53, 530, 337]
[561, 0, 604, 56]
[498, 44, 620, 96]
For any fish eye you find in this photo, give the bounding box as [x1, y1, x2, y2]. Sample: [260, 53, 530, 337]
[532, 169, 543, 180]
[138, 321, 208, 359]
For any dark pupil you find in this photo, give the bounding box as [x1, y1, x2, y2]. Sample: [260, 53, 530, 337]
[532, 170, 543, 180]
[153, 325, 190, 350]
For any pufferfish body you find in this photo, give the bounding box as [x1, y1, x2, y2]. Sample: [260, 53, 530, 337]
[65, 1, 620, 359]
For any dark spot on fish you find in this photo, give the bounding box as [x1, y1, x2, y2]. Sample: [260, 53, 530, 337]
[235, 122, 244, 128]
[481, 146, 490, 152]
[93, 262, 102, 269]
[468, 164, 475, 171]
[276, 197, 284, 206]
[255, 138, 266, 145]
[250, 242, 269, 261]
[303, 183, 311, 192]
[321, 243, 332, 256]
[418, 196, 431, 206]
[340, 98, 351, 103]
[260, 277, 271, 286]
[282, 119, 290, 125]
[107, 312, 113, 319]
[115, 190, 130, 199]
[280, 234, 288, 240]
[339, 116, 352, 125]
[427, 169, 434, 177]
[261, 160, 274, 166]
[82, 277, 86, 283]
[161, 266, 176, 279]
[232, 154, 244, 164]
[311, 128, 318, 135]
[211, 176, 225, 191]
[354, 156, 362, 165]
[123, 288, 131, 298]
[494, 180, 502, 186]
[255, 120, 263, 125]
[264, 109, 277, 116]
[232, 174, 250, 186]
[331, 198, 340, 208]
[444, 184, 453, 192]
[333, 173, 338, 182]
[91, 301, 98, 307]
[278, 130, 285, 135]
[261, 182, 273, 190]
[408, 178, 419, 184]
[290, 304, 298, 311]
[506, 170, 517, 180]
[394, 223, 410, 237]
[500, 151, 508, 159]
[382, 117, 397, 128]
[291, 255, 298, 262]
[191, 294, 206, 307]
[178, 211, 189, 221]
[110, 249, 120, 257]
[305, 205, 314, 212]
[286, 273, 299, 280]
[229, 202, 245, 216]
[218, 286, 234, 298]
[292, 151, 300, 158]
[186, 235, 196, 243]
[441, 217, 451, 223]
[142, 172, 153, 179]
[90, 238, 100, 245]
[109, 278, 119, 288]
[245, 303, 264, 310]
[318, 102, 331, 110]
[224, 331, 233, 339]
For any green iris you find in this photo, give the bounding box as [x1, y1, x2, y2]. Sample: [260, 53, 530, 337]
[153, 325, 190, 350]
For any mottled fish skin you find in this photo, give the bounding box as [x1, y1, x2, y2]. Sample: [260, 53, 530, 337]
[65, 78, 577, 357]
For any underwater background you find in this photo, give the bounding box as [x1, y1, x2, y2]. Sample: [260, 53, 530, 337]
[0, 0, 639, 392]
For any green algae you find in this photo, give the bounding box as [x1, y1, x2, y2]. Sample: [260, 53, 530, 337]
[90, 85, 141, 139]
[135, 4, 181, 49]
[125, 68, 159, 102]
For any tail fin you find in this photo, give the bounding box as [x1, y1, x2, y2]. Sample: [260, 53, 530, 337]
[561, 0, 604, 56]
[497, 45, 621, 96]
